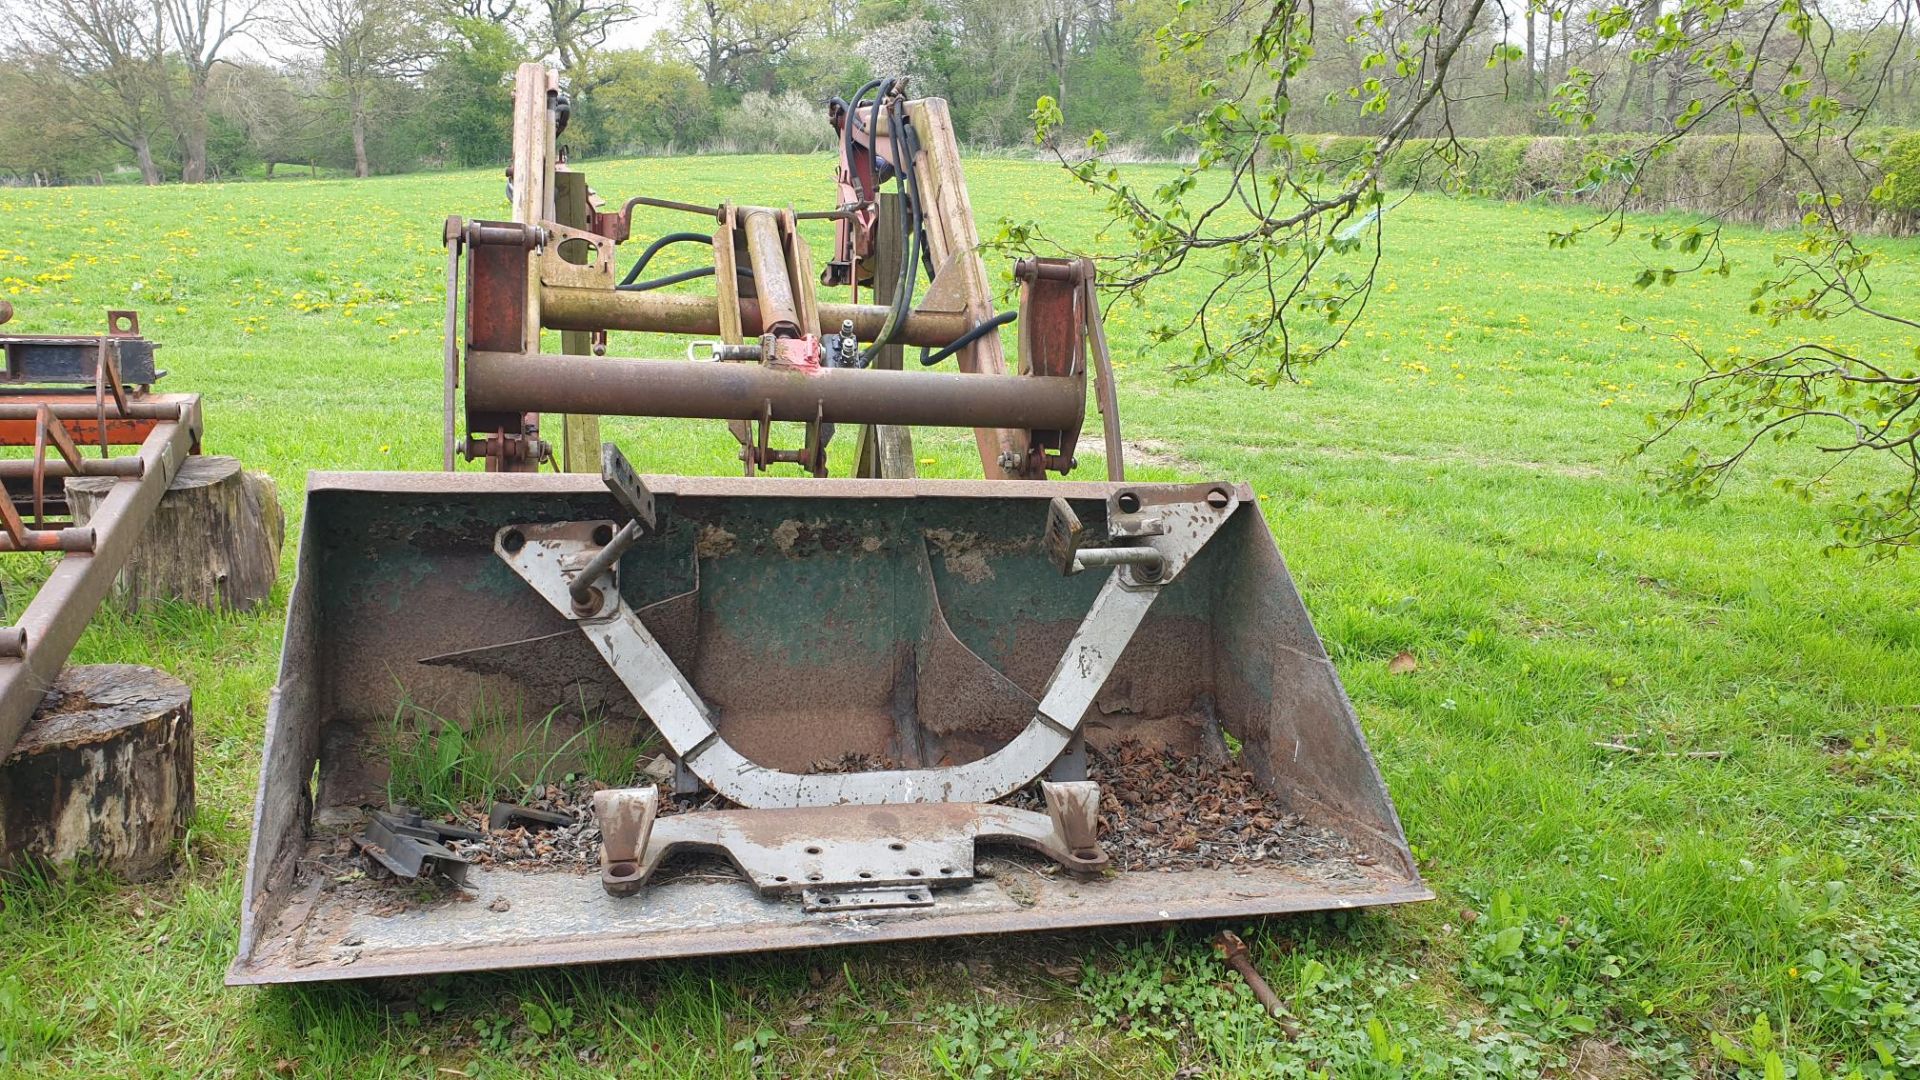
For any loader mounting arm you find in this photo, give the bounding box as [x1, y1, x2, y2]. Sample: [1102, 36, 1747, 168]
[442, 64, 1124, 481]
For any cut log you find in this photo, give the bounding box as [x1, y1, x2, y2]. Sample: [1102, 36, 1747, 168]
[68, 455, 283, 613]
[0, 664, 193, 880]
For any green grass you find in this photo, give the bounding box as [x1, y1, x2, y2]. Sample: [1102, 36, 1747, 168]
[1, 155, 1918, 1077]
[384, 697, 649, 817]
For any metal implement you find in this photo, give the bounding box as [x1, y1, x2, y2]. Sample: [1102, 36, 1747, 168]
[1214, 930, 1287, 1019]
[231, 471, 1429, 984]
[488, 802, 573, 831]
[230, 62, 1424, 986]
[356, 807, 478, 884]
[442, 64, 1116, 480]
[593, 781, 1103, 899]
[0, 308, 203, 760]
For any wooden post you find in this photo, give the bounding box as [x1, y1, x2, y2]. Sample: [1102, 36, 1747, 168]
[904, 98, 1027, 479]
[0, 665, 192, 880]
[553, 168, 601, 473]
[67, 456, 284, 613]
[854, 193, 917, 479]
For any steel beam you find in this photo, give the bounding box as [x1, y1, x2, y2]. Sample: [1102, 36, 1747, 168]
[540, 285, 972, 348]
[0, 457, 143, 481]
[0, 394, 201, 758]
[465, 349, 1084, 431]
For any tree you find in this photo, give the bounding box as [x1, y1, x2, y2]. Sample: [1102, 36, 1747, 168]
[575, 48, 717, 150]
[0, 55, 124, 183]
[158, 0, 265, 182]
[9, 0, 170, 183]
[427, 17, 521, 166]
[666, 0, 825, 91]
[538, 0, 637, 89]
[210, 60, 330, 175]
[1027, 0, 1920, 551]
[276, 0, 432, 177]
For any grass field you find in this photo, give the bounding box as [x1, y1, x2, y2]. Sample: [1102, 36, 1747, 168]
[2, 155, 1919, 1078]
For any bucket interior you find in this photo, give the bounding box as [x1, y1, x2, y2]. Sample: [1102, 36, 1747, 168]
[231, 474, 1427, 983]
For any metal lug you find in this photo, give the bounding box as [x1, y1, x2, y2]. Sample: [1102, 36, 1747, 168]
[593, 786, 659, 897]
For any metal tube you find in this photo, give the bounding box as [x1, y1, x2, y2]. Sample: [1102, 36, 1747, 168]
[0, 457, 143, 480]
[444, 220, 462, 472]
[740, 209, 798, 336]
[0, 527, 94, 553]
[466, 350, 1084, 431]
[568, 520, 643, 606]
[0, 402, 181, 421]
[0, 397, 202, 758]
[541, 286, 972, 348]
[1074, 547, 1163, 573]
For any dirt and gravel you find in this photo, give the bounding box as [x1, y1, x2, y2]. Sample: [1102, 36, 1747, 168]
[307, 742, 1360, 909]
[1004, 741, 1363, 873]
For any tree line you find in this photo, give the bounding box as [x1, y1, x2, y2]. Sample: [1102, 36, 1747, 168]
[5, 0, 1916, 184]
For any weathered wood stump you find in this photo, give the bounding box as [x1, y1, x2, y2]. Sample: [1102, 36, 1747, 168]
[0, 665, 193, 880]
[68, 455, 283, 613]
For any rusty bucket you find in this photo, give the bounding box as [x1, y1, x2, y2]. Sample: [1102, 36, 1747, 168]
[230, 470, 1427, 984]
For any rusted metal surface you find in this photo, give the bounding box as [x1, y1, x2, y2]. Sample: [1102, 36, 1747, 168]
[1215, 930, 1287, 1019]
[357, 807, 479, 883]
[0, 527, 95, 553]
[1082, 277, 1125, 480]
[497, 494, 1217, 806]
[232, 473, 1427, 984]
[541, 286, 975, 348]
[454, 70, 1085, 478]
[0, 401, 181, 420]
[0, 392, 202, 760]
[741, 207, 801, 336]
[593, 786, 1106, 898]
[1013, 258, 1089, 475]
[466, 350, 1085, 431]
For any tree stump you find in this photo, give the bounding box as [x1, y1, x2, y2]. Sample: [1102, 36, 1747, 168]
[0, 665, 193, 880]
[68, 455, 284, 613]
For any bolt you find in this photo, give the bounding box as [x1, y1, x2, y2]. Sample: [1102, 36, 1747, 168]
[571, 585, 603, 617]
[997, 451, 1023, 471]
[1213, 931, 1284, 1019]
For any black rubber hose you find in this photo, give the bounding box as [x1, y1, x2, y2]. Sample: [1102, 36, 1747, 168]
[858, 98, 922, 367]
[919, 311, 1017, 366]
[619, 231, 714, 287]
[868, 78, 892, 194]
[616, 265, 755, 293]
[842, 79, 882, 197]
[617, 266, 716, 292]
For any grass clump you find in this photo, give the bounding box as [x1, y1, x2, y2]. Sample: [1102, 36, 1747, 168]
[384, 695, 649, 814]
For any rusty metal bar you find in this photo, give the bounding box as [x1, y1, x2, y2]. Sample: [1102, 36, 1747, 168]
[0, 528, 94, 553]
[0, 394, 202, 759]
[0, 401, 181, 421]
[541, 286, 972, 348]
[466, 350, 1083, 430]
[740, 208, 800, 336]
[0, 457, 144, 480]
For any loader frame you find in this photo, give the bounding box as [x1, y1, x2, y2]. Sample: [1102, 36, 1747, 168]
[443, 65, 1122, 482]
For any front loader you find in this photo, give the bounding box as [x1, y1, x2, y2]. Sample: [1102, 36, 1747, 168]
[229, 67, 1427, 984]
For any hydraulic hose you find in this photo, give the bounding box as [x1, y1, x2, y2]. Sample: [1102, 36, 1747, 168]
[617, 265, 754, 293]
[620, 232, 716, 287]
[858, 86, 926, 367]
[919, 310, 1017, 366]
